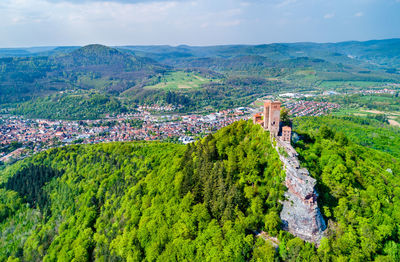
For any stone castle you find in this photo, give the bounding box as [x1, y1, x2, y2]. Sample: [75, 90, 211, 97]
[253, 100, 326, 244]
[253, 100, 291, 143]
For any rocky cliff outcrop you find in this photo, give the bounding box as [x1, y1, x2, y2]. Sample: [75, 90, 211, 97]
[275, 139, 326, 244]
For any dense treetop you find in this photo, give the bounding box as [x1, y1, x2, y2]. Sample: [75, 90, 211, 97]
[1, 118, 400, 261]
[293, 120, 400, 261]
[293, 115, 400, 158]
[0, 121, 287, 261]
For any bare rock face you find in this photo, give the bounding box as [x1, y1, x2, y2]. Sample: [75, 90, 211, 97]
[275, 140, 326, 244]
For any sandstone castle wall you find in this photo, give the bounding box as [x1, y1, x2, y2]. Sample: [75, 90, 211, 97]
[254, 100, 326, 244]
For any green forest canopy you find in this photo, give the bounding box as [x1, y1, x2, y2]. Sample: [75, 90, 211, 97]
[293, 115, 400, 158]
[0, 119, 400, 261]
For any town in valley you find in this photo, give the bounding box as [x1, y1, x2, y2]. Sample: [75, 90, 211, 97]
[3, 87, 397, 164]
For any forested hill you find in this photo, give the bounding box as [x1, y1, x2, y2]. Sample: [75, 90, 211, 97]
[0, 121, 285, 261]
[0, 44, 165, 104]
[123, 38, 400, 69]
[56, 44, 164, 73]
[2, 39, 400, 120]
[1, 120, 400, 261]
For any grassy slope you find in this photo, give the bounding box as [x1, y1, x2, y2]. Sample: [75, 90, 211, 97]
[144, 71, 211, 90]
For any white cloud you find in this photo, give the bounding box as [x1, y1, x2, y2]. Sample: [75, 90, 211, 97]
[2, 0, 178, 25]
[0, 0, 183, 46]
[354, 11, 363, 17]
[199, 18, 242, 29]
[275, 0, 297, 8]
[217, 19, 242, 27]
[0, 0, 249, 46]
[0, 0, 399, 47]
[240, 2, 250, 7]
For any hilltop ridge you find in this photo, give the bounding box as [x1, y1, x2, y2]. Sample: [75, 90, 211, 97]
[56, 44, 164, 72]
[1, 38, 399, 116]
[1, 119, 400, 260]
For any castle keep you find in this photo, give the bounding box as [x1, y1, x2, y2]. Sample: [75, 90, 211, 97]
[253, 100, 291, 142]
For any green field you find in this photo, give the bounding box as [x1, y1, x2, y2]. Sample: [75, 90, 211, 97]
[318, 80, 387, 90]
[315, 93, 400, 127]
[77, 76, 119, 90]
[144, 71, 210, 90]
[293, 69, 317, 79]
[331, 107, 363, 116]
[313, 92, 399, 111]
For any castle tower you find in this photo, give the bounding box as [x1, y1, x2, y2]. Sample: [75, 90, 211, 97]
[263, 100, 271, 129]
[282, 126, 292, 142]
[264, 100, 281, 136]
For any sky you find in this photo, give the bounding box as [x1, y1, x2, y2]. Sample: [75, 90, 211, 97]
[0, 0, 399, 47]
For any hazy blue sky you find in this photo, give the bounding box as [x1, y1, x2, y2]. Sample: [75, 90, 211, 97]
[0, 0, 399, 47]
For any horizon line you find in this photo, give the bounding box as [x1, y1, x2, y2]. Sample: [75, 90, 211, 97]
[1, 37, 399, 50]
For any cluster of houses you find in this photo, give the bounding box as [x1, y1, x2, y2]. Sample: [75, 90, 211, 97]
[283, 100, 340, 117]
[137, 104, 183, 112]
[0, 107, 251, 160]
[356, 88, 397, 95]
[2, 87, 398, 164]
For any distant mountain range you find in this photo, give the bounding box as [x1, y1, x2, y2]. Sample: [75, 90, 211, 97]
[1, 39, 399, 118]
[2, 38, 400, 69]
